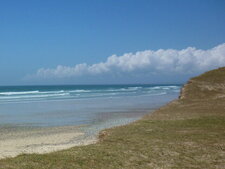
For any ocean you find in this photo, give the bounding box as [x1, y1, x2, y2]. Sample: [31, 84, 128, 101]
[0, 84, 181, 128]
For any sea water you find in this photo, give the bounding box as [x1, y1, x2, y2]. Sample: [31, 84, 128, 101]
[0, 84, 181, 128]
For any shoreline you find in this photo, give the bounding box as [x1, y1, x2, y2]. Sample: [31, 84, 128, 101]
[0, 125, 95, 159]
[0, 110, 154, 159]
[0, 67, 224, 168]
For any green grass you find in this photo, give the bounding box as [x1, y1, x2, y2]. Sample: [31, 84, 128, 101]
[183, 67, 225, 100]
[192, 67, 225, 83]
[1, 116, 224, 169]
[0, 67, 225, 169]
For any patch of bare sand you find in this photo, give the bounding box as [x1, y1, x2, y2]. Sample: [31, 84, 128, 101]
[0, 125, 96, 159]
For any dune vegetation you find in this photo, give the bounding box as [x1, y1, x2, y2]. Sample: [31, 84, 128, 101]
[0, 67, 225, 169]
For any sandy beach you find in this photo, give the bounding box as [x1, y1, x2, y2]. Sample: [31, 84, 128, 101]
[0, 85, 178, 160]
[0, 125, 96, 159]
[0, 115, 143, 159]
[0, 68, 224, 168]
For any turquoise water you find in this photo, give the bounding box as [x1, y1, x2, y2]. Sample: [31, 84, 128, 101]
[0, 84, 181, 127]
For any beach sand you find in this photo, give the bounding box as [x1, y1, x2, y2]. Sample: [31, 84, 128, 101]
[0, 116, 139, 159]
[0, 67, 225, 168]
[0, 125, 96, 159]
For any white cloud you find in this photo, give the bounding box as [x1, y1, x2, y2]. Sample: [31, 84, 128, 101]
[33, 43, 225, 79]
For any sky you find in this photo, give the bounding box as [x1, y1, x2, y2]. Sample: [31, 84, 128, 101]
[0, 0, 225, 85]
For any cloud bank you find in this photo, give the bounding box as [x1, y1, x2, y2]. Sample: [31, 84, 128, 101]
[33, 43, 225, 80]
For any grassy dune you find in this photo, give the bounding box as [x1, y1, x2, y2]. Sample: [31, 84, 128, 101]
[0, 67, 225, 169]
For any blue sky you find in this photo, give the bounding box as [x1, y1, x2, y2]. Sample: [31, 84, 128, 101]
[0, 0, 225, 85]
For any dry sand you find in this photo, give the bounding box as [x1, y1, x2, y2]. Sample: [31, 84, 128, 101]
[0, 125, 96, 159]
[0, 114, 144, 159]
